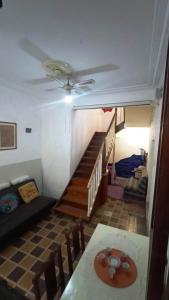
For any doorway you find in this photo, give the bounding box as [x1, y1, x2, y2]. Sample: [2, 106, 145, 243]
[107, 105, 154, 236]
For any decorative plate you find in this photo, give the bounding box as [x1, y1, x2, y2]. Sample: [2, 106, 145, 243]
[94, 248, 137, 288]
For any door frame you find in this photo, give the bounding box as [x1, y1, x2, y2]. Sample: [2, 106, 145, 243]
[146, 43, 169, 299]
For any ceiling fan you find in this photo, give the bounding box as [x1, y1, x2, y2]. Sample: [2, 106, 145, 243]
[20, 38, 119, 97]
[45, 77, 96, 95]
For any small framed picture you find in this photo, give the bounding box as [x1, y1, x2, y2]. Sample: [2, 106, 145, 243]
[0, 122, 17, 150]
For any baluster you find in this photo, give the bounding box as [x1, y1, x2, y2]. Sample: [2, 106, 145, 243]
[96, 164, 98, 188]
[96, 167, 98, 189]
[87, 186, 90, 216]
[95, 170, 97, 193]
[87, 144, 104, 217]
[99, 154, 101, 181]
[89, 185, 92, 214]
[93, 173, 95, 197]
[91, 178, 94, 204]
[89, 183, 92, 210]
[100, 153, 103, 181]
[92, 176, 94, 201]
[97, 162, 99, 186]
[94, 174, 96, 201]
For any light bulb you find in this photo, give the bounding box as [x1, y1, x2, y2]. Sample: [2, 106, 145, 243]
[64, 95, 73, 103]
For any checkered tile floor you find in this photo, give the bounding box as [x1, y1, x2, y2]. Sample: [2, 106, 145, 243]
[0, 198, 146, 299]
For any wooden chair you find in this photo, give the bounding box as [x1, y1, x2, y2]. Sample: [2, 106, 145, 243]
[65, 220, 85, 277]
[32, 244, 65, 300]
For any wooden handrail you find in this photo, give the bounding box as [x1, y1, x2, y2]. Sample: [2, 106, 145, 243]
[106, 109, 116, 134]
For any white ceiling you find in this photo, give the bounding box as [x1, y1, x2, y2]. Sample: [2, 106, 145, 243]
[0, 0, 168, 101]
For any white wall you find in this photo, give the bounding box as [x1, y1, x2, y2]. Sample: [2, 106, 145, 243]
[100, 109, 115, 132]
[0, 85, 41, 166]
[73, 88, 156, 109]
[125, 106, 153, 127]
[115, 127, 150, 162]
[41, 104, 115, 198]
[0, 159, 42, 192]
[146, 100, 162, 231]
[71, 108, 115, 176]
[41, 102, 72, 198]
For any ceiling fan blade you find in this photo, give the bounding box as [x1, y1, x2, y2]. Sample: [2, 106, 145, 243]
[45, 88, 58, 92]
[74, 86, 92, 94]
[20, 38, 52, 62]
[72, 64, 119, 77]
[45, 87, 63, 92]
[25, 77, 56, 85]
[74, 79, 95, 87]
[80, 86, 92, 92]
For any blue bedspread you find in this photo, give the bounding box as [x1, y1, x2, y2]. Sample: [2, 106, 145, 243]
[115, 155, 144, 178]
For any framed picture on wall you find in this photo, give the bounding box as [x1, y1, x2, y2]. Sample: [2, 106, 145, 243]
[0, 122, 17, 150]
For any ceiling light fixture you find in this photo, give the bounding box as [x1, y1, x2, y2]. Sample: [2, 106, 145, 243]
[64, 95, 73, 103]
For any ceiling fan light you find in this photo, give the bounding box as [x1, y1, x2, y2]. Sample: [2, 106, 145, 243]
[64, 95, 73, 103]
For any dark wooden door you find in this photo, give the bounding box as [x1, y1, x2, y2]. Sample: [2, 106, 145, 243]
[146, 43, 169, 299]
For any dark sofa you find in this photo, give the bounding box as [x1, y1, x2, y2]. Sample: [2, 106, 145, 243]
[0, 179, 57, 248]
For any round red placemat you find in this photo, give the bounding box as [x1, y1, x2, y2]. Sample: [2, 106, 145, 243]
[94, 248, 137, 288]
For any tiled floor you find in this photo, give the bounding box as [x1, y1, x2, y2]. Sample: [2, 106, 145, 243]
[0, 198, 147, 299]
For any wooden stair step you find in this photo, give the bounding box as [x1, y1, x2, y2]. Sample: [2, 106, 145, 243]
[56, 204, 89, 221]
[75, 170, 91, 178]
[78, 164, 93, 172]
[88, 145, 100, 151]
[71, 177, 88, 186]
[76, 167, 91, 173]
[67, 185, 87, 193]
[85, 150, 98, 157]
[92, 136, 104, 141]
[66, 185, 88, 198]
[79, 162, 94, 169]
[82, 156, 96, 163]
[95, 132, 106, 136]
[91, 140, 103, 145]
[62, 193, 88, 208]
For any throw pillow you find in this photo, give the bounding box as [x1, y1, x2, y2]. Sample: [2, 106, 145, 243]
[18, 182, 39, 203]
[0, 193, 19, 214]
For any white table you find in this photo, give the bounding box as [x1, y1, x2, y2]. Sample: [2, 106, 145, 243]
[61, 224, 149, 300]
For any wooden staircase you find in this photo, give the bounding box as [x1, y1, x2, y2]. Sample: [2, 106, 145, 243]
[56, 132, 106, 220]
[56, 107, 125, 221]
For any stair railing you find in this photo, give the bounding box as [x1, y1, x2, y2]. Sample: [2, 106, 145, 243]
[105, 116, 115, 159]
[87, 112, 116, 217]
[87, 143, 104, 217]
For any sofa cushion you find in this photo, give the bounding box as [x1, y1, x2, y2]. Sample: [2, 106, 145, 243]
[18, 181, 39, 203]
[0, 196, 56, 241]
[0, 193, 19, 214]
